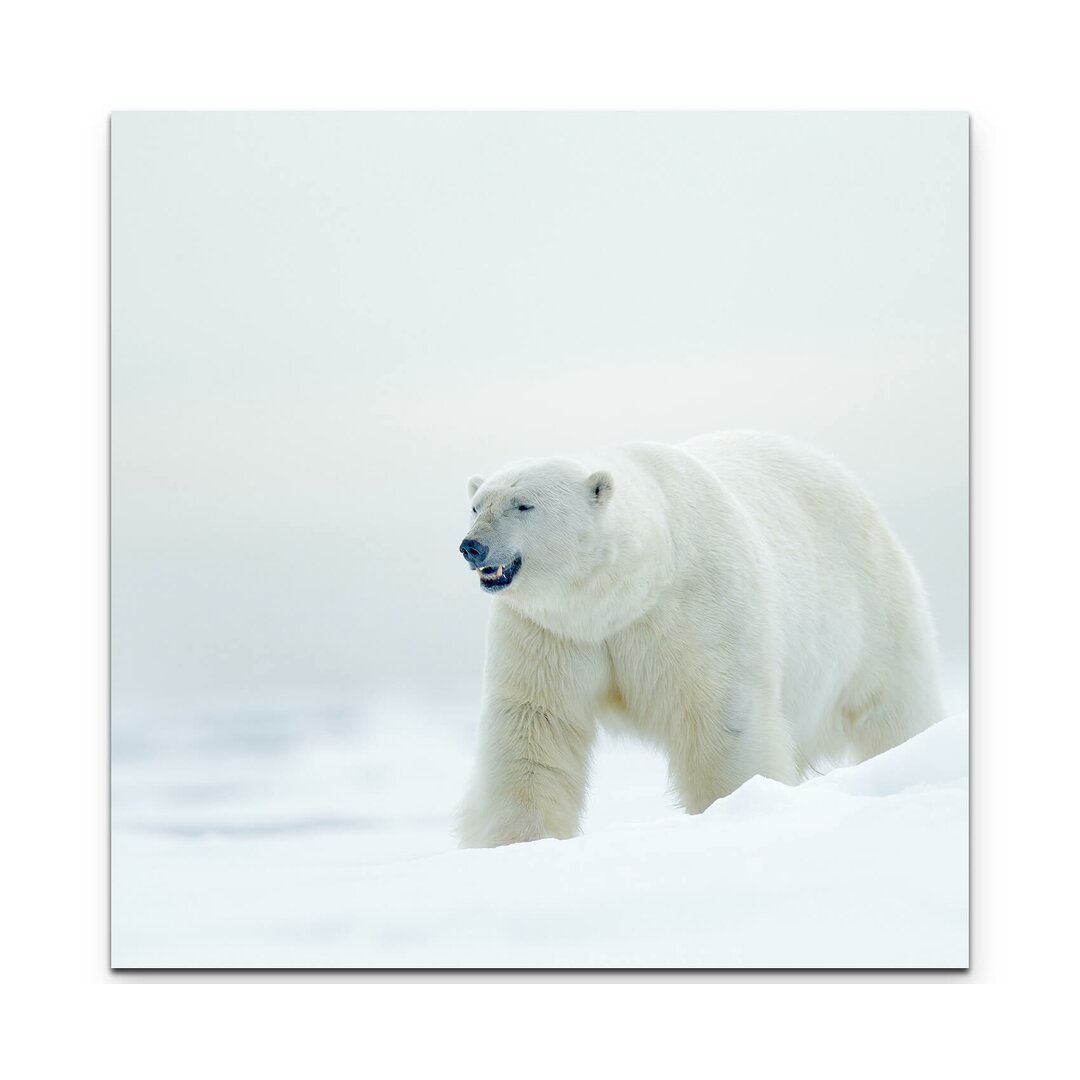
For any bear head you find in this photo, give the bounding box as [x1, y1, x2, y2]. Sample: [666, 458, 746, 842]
[458, 458, 615, 598]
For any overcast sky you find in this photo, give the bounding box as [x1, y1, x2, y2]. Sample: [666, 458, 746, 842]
[112, 112, 968, 715]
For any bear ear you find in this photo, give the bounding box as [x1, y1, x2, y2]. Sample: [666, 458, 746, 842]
[467, 475, 485, 499]
[585, 470, 614, 506]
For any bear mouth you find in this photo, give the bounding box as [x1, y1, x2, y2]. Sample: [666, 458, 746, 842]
[478, 555, 522, 592]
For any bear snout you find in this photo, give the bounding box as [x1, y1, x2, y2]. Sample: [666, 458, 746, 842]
[459, 537, 489, 569]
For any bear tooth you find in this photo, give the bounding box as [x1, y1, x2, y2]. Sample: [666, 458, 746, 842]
[497, 565, 504, 575]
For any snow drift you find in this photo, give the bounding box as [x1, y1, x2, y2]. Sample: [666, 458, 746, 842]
[111, 696, 968, 969]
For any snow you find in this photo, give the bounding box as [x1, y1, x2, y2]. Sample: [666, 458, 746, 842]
[111, 678, 968, 968]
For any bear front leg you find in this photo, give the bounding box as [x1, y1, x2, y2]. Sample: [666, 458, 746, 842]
[456, 698, 596, 848]
[665, 680, 798, 815]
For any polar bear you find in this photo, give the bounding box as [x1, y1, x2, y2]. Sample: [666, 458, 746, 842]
[455, 431, 944, 848]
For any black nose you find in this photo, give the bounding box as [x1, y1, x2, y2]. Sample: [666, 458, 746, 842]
[459, 537, 489, 568]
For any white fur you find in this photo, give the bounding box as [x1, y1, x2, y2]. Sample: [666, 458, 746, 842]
[456, 431, 944, 848]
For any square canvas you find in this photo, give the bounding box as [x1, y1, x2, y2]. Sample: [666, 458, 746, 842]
[110, 111, 968, 969]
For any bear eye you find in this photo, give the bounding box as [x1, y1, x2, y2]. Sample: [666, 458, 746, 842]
[471, 506, 478, 514]
[518, 504, 534, 512]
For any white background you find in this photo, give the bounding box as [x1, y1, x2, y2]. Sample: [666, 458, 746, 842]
[1, 0, 1077, 1075]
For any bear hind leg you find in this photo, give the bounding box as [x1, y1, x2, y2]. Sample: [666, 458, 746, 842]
[840, 672, 944, 764]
